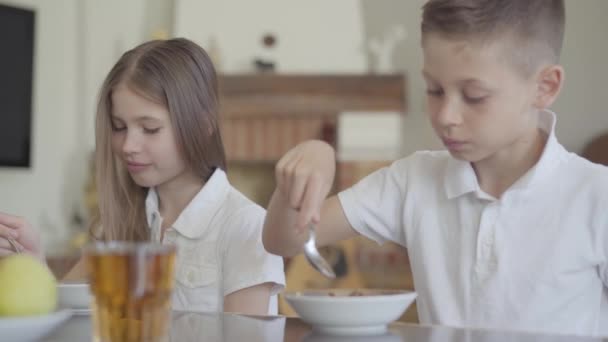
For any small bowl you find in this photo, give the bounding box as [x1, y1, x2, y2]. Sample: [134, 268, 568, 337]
[284, 289, 417, 336]
[0, 309, 72, 342]
[57, 282, 92, 310]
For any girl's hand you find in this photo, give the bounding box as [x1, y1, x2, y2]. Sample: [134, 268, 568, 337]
[0, 212, 43, 260]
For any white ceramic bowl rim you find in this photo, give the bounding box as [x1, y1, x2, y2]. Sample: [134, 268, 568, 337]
[284, 289, 414, 302]
[57, 282, 92, 310]
[57, 282, 88, 287]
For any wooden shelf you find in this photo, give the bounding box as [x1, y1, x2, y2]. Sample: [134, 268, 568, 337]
[219, 74, 406, 118]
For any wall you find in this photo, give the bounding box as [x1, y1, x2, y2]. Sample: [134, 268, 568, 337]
[361, 0, 440, 155]
[173, 0, 367, 73]
[555, 1, 608, 153]
[0, 0, 153, 250]
[0, 0, 80, 246]
[361, 0, 608, 155]
[79, 0, 148, 152]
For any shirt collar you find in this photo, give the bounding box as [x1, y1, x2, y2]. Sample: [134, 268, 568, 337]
[444, 110, 567, 200]
[444, 157, 480, 200]
[145, 168, 231, 239]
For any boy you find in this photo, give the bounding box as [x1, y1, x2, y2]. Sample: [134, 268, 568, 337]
[263, 0, 608, 337]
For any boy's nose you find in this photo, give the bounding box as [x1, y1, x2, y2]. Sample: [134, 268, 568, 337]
[436, 101, 463, 127]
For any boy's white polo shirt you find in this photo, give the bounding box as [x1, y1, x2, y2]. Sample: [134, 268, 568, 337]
[338, 110, 608, 336]
[146, 169, 285, 314]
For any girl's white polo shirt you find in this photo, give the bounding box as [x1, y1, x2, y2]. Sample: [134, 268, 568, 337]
[146, 169, 285, 314]
[338, 110, 608, 336]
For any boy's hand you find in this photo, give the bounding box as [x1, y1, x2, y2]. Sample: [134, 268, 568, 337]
[0, 212, 43, 260]
[275, 140, 336, 231]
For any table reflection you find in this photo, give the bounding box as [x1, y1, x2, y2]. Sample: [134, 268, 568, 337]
[46, 311, 606, 342]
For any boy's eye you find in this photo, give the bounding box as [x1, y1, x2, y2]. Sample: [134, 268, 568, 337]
[143, 127, 161, 134]
[463, 95, 487, 104]
[426, 88, 444, 97]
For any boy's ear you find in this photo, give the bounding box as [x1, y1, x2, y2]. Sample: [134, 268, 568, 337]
[534, 64, 564, 109]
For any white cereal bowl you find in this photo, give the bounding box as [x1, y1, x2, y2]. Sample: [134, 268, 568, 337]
[57, 282, 92, 311]
[284, 289, 417, 336]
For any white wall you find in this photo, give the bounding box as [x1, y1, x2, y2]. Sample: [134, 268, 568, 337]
[0, 0, 151, 250]
[361, 0, 440, 155]
[554, 1, 608, 153]
[80, 0, 148, 152]
[174, 0, 367, 73]
[0, 0, 80, 246]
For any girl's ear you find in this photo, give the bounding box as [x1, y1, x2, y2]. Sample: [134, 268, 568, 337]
[534, 64, 564, 109]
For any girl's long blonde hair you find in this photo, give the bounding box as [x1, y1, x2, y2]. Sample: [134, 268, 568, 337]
[92, 38, 226, 241]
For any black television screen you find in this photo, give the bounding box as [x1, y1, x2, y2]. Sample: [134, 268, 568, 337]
[0, 4, 34, 167]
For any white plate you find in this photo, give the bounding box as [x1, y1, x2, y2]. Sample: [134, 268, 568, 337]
[57, 282, 92, 310]
[0, 309, 72, 342]
[284, 289, 417, 336]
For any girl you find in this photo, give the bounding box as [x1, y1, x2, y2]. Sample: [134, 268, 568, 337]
[5, 38, 285, 315]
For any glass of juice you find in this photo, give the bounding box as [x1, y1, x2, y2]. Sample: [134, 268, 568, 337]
[84, 242, 176, 342]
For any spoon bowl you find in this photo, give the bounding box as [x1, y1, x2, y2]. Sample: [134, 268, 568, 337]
[303, 224, 336, 278]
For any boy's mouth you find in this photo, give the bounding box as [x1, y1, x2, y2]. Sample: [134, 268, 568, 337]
[442, 138, 466, 150]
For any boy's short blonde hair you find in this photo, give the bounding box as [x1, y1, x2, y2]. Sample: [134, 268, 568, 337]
[421, 0, 565, 76]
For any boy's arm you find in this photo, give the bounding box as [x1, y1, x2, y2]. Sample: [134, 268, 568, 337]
[262, 140, 359, 257]
[263, 192, 357, 257]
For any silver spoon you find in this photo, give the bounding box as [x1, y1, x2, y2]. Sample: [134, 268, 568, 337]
[303, 224, 336, 278]
[7, 237, 21, 254]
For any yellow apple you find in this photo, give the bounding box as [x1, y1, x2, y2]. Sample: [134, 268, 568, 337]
[0, 254, 57, 316]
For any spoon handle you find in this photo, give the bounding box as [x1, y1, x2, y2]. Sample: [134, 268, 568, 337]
[7, 237, 22, 254]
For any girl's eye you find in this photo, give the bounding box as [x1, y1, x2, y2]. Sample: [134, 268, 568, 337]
[111, 124, 126, 132]
[143, 127, 160, 134]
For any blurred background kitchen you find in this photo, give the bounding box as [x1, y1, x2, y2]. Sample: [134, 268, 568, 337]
[1, 0, 607, 321]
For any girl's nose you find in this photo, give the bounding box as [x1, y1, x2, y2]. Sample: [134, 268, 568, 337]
[122, 131, 141, 154]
